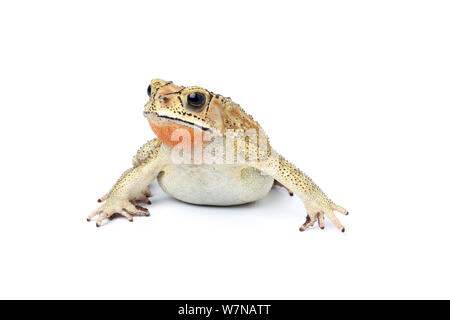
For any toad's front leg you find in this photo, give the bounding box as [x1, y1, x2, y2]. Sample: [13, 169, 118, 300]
[258, 154, 348, 232]
[88, 139, 167, 227]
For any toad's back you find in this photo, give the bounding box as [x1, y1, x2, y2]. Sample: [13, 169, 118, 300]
[157, 165, 274, 206]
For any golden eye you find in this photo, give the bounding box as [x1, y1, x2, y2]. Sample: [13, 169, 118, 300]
[187, 92, 206, 108]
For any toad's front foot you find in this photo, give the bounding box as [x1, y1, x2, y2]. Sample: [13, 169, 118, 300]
[87, 197, 150, 227]
[97, 190, 151, 205]
[300, 203, 348, 232]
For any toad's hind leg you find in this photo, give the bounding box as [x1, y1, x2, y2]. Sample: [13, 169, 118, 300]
[274, 180, 294, 196]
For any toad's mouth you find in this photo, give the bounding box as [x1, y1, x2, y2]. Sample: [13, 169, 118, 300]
[144, 111, 211, 132]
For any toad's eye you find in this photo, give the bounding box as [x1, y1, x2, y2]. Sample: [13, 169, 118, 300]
[147, 85, 152, 97]
[187, 92, 206, 108]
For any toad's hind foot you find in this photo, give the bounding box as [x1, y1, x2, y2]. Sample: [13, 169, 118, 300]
[274, 180, 294, 196]
[87, 198, 150, 227]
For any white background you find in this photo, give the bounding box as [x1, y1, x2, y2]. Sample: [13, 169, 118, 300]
[0, 0, 449, 299]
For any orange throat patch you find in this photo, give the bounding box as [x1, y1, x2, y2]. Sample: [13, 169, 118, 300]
[147, 119, 208, 148]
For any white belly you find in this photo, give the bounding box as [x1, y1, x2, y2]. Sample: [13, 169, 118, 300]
[157, 164, 274, 206]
